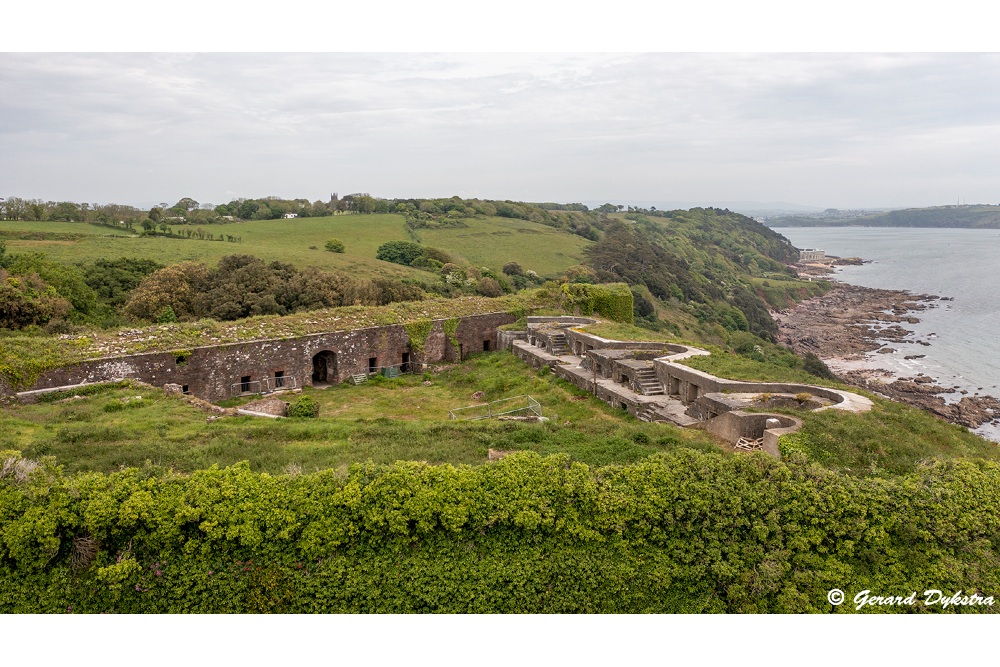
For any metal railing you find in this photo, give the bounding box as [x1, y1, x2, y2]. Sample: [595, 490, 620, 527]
[449, 395, 542, 421]
[230, 376, 298, 397]
[363, 363, 418, 379]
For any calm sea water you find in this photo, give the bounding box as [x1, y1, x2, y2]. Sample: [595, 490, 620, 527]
[772, 227, 1000, 441]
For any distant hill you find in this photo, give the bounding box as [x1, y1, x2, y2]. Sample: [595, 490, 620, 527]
[767, 205, 1000, 228]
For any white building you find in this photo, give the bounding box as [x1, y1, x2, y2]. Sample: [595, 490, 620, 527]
[798, 248, 825, 261]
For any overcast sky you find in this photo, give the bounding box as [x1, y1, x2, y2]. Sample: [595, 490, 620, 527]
[4, 52, 1000, 211]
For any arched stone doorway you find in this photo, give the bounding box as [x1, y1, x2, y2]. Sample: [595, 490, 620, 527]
[312, 350, 338, 384]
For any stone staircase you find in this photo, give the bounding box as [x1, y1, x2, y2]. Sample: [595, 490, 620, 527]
[633, 367, 664, 395]
[548, 332, 571, 356]
[636, 406, 662, 423]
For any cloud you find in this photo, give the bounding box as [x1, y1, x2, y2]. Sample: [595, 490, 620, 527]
[2, 53, 1000, 208]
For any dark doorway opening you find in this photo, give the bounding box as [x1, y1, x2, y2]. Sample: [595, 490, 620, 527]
[274, 370, 285, 388]
[240, 376, 252, 393]
[312, 351, 337, 384]
[369, 357, 378, 373]
[402, 352, 411, 373]
[483, 340, 491, 351]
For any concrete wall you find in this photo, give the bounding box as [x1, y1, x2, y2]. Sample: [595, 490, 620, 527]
[654, 360, 846, 407]
[11, 312, 515, 403]
[703, 411, 801, 458]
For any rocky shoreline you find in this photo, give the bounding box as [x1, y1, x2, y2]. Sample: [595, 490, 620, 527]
[775, 261, 1000, 431]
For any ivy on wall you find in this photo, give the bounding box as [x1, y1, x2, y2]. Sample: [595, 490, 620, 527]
[443, 318, 460, 351]
[403, 319, 434, 353]
[561, 283, 634, 324]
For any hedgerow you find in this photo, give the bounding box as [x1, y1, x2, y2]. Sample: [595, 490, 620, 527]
[2, 450, 999, 613]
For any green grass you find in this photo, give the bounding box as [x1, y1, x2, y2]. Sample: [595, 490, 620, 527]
[579, 322, 682, 343]
[0, 352, 720, 475]
[0, 215, 424, 280]
[0, 213, 591, 280]
[678, 346, 845, 388]
[776, 398, 1000, 475]
[415, 216, 592, 275]
[750, 277, 831, 310]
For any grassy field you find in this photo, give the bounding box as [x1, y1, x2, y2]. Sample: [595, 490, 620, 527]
[0, 213, 590, 279]
[414, 216, 592, 275]
[0, 215, 423, 280]
[0, 351, 721, 475]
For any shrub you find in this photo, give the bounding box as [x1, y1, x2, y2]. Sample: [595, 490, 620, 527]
[287, 395, 319, 418]
[476, 277, 504, 297]
[324, 238, 345, 253]
[502, 261, 523, 276]
[156, 306, 178, 323]
[376, 241, 423, 266]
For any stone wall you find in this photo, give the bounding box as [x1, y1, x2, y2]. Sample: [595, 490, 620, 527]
[11, 312, 515, 403]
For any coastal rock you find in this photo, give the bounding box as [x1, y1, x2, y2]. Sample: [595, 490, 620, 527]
[776, 282, 1000, 431]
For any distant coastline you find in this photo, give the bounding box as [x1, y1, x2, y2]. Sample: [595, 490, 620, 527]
[762, 204, 1000, 229]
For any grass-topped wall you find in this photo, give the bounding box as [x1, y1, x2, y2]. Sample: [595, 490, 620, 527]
[0, 290, 556, 391]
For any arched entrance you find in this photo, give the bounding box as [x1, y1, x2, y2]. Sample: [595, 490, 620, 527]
[312, 350, 338, 384]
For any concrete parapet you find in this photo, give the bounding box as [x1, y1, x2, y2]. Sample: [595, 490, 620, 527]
[703, 411, 801, 459]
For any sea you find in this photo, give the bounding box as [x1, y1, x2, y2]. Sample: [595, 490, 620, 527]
[771, 227, 1000, 442]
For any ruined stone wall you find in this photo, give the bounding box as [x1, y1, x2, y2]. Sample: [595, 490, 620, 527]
[12, 312, 515, 403]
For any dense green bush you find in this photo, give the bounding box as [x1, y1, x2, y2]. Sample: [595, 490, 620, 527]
[324, 238, 345, 253]
[376, 241, 424, 267]
[287, 395, 319, 418]
[561, 282, 634, 324]
[2, 450, 998, 613]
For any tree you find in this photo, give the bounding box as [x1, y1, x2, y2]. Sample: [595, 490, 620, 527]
[475, 277, 504, 297]
[3, 197, 27, 220]
[376, 241, 424, 266]
[0, 268, 71, 329]
[325, 238, 345, 253]
[81, 258, 163, 308]
[123, 261, 207, 321]
[502, 261, 523, 276]
[148, 207, 163, 223]
[50, 201, 81, 222]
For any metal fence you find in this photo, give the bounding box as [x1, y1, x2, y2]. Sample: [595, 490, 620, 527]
[230, 375, 299, 397]
[449, 395, 542, 421]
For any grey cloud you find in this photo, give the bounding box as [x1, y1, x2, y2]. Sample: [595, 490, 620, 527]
[2, 53, 1000, 208]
